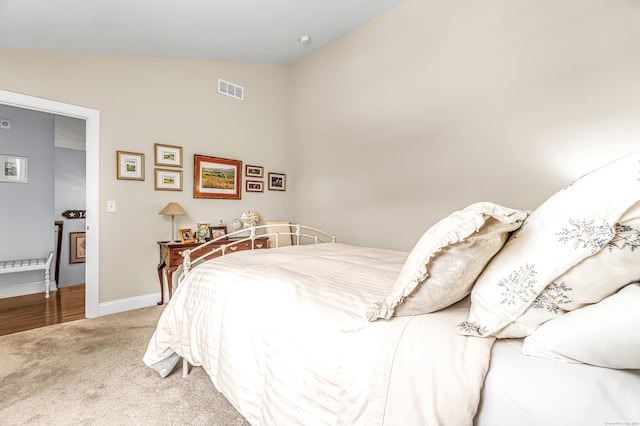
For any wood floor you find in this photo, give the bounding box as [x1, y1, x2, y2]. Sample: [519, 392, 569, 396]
[0, 284, 85, 336]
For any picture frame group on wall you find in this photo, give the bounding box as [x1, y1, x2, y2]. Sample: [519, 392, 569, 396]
[117, 151, 145, 181]
[268, 172, 286, 191]
[194, 154, 242, 199]
[0, 154, 28, 183]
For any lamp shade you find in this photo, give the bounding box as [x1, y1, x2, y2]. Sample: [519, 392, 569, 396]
[158, 202, 187, 216]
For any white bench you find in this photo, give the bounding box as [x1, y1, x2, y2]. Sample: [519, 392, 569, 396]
[0, 250, 54, 298]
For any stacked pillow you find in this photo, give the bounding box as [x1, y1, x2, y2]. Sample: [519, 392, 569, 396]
[367, 202, 527, 321]
[457, 151, 640, 338]
[522, 283, 640, 369]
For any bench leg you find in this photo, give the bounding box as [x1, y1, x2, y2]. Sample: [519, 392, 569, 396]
[44, 268, 50, 298]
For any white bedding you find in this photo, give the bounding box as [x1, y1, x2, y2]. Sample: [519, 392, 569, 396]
[143, 243, 495, 426]
[476, 339, 640, 426]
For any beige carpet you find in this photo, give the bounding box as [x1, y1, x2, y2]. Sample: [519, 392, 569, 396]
[0, 306, 251, 426]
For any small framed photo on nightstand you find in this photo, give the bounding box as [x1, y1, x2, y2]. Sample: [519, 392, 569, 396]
[179, 228, 195, 243]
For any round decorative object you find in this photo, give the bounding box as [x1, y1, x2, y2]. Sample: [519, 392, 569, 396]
[196, 226, 208, 241]
[232, 219, 242, 230]
[241, 210, 260, 227]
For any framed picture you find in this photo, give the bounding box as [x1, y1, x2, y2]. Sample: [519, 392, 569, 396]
[245, 164, 263, 178]
[268, 172, 286, 191]
[154, 143, 183, 167]
[117, 151, 145, 181]
[179, 228, 195, 243]
[0, 154, 28, 183]
[70, 232, 86, 264]
[194, 154, 242, 199]
[154, 168, 183, 191]
[209, 225, 228, 240]
[246, 180, 264, 193]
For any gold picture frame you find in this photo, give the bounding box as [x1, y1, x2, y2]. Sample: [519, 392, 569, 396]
[245, 164, 264, 178]
[246, 180, 264, 192]
[154, 168, 183, 191]
[117, 151, 145, 181]
[154, 143, 183, 167]
[179, 228, 195, 243]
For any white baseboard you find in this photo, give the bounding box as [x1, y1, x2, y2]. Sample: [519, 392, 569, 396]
[98, 290, 169, 316]
[0, 281, 57, 299]
[0, 281, 168, 317]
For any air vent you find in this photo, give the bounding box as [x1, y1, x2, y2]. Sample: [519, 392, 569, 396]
[218, 79, 244, 101]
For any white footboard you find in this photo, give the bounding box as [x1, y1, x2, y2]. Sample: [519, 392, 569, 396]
[179, 224, 335, 283]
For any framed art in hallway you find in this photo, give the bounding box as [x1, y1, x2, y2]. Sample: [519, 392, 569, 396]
[0, 154, 28, 183]
[193, 154, 242, 199]
[70, 232, 86, 264]
[154, 143, 183, 167]
[116, 151, 145, 180]
[268, 172, 286, 191]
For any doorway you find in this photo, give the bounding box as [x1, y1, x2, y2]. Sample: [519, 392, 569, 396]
[0, 89, 100, 318]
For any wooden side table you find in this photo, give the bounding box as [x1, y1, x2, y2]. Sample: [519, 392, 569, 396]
[156, 237, 268, 305]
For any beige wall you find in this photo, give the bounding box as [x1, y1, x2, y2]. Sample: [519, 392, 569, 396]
[289, 0, 640, 250]
[0, 49, 291, 302]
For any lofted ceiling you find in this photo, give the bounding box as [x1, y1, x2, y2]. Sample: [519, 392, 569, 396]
[0, 0, 407, 64]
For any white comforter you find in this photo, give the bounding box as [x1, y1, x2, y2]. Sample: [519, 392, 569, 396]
[143, 243, 495, 425]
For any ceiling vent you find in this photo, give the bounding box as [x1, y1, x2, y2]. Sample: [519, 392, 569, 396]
[218, 79, 244, 101]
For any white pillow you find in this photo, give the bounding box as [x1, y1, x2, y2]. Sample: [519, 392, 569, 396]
[522, 284, 640, 369]
[458, 151, 640, 338]
[366, 202, 527, 321]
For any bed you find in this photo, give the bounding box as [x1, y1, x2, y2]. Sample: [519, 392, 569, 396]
[144, 152, 640, 425]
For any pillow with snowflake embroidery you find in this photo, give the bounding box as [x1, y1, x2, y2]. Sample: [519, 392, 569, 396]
[522, 283, 640, 369]
[457, 151, 640, 338]
[366, 202, 527, 321]
[492, 202, 640, 337]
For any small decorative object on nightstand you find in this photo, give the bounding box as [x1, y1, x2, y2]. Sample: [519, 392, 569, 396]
[241, 210, 260, 228]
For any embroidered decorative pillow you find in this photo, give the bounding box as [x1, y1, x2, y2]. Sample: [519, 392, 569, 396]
[366, 202, 527, 321]
[522, 283, 640, 369]
[457, 151, 640, 338]
[494, 202, 640, 337]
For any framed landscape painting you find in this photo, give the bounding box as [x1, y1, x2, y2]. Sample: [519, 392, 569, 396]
[154, 143, 183, 167]
[193, 154, 242, 199]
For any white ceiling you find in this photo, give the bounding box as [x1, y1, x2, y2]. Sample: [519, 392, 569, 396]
[0, 0, 407, 64]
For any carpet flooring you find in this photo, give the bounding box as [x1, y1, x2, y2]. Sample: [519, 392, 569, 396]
[0, 305, 250, 425]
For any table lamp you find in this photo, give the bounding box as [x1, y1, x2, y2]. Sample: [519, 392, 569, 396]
[158, 202, 187, 241]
